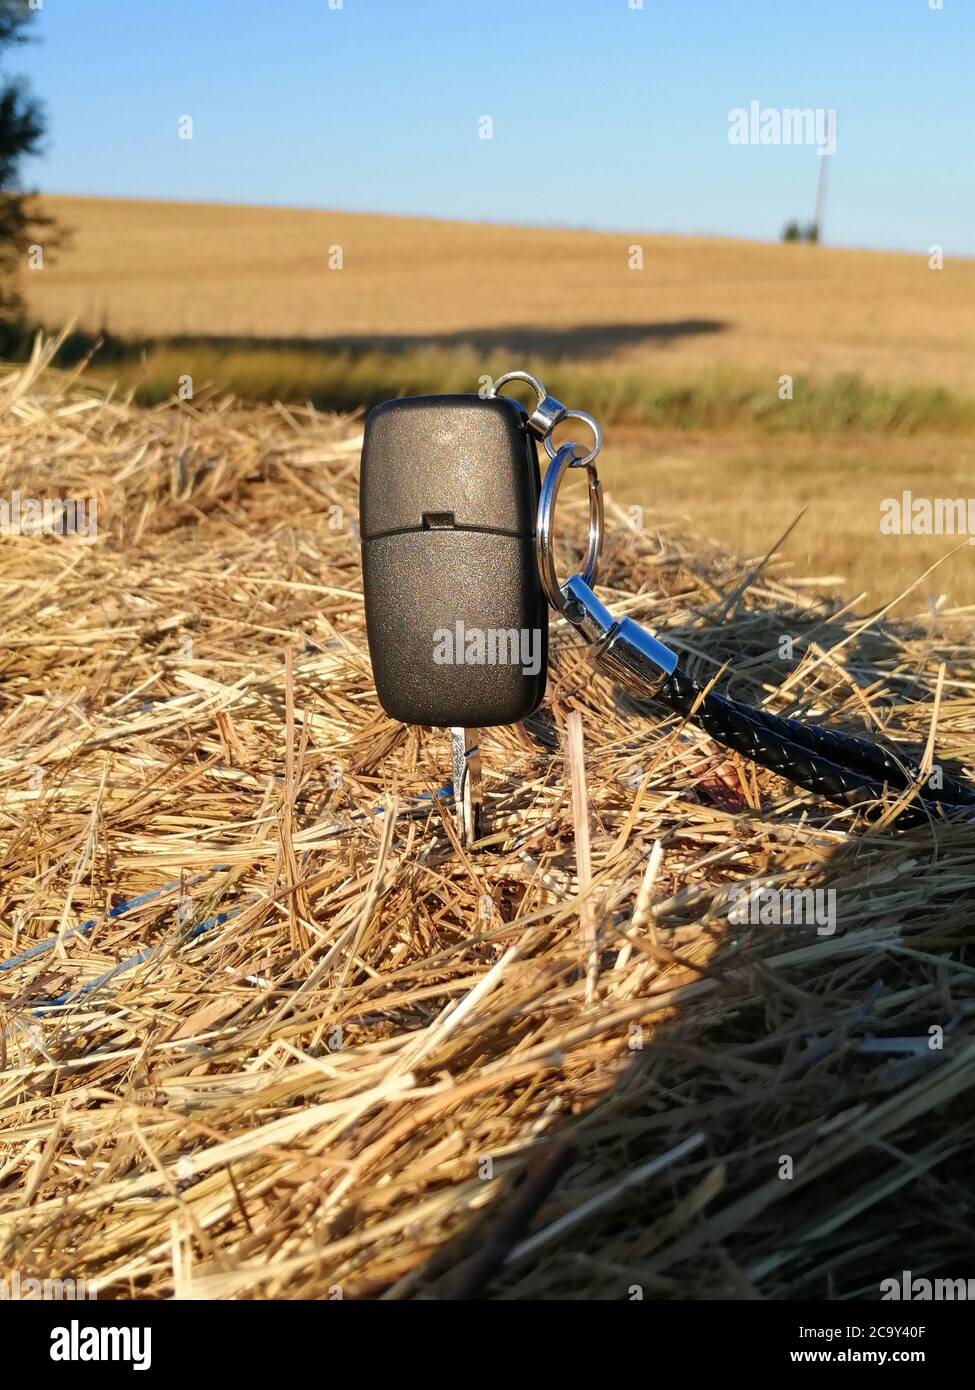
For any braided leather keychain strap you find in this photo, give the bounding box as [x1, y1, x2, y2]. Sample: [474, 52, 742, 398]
[657, 666, 975, 827]
[557, 575, 975, 830]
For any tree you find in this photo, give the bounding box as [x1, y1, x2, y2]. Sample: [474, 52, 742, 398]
[781, 220, 821, 245]
[1, 0, 63, 320]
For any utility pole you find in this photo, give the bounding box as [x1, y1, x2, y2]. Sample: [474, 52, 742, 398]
[814, 154, 831, 242]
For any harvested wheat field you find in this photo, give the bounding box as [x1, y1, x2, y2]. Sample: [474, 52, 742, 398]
[29, 196, 975, 395]
[2, 338, 975, 1301]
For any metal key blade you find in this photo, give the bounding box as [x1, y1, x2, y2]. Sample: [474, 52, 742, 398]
[450, 727, 483, 847]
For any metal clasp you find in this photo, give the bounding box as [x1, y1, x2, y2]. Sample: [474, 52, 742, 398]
[561, 575, 678, 699]
[487, 371, 602, 468]
[488, 370, 566, 442]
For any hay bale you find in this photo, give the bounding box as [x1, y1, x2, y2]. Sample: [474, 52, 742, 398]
[2, 340, 974, 1300]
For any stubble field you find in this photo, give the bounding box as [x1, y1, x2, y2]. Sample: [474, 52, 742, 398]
[17, 194, 975, 608]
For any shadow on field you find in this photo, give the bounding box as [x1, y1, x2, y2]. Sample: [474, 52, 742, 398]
[408, 803, 973, 1301]
[157, 319, 729, 361]
[401, 571, 975, 1301]
[6, 317, 728, 368]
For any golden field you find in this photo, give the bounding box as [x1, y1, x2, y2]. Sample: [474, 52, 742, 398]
[24, 196, 975, 390]
[14, 194, 975, 606]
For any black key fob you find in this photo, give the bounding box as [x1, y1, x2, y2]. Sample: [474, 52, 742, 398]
[359, 393, 548, 727]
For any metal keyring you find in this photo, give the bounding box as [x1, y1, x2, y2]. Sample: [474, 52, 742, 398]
[542, 410, 602, 469]
[488, 370, 547, 407]
[489, 370, 569, 442]
[535, 442, 604, 614]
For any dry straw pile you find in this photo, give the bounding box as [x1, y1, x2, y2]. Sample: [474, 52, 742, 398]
[2, 338, 974, 1300]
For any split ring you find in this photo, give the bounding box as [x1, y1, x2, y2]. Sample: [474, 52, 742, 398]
[535, 442, 604, 614]
[543, 410, 602, 469]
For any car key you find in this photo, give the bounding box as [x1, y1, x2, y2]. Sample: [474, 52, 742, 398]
[359, 392, 548, 843]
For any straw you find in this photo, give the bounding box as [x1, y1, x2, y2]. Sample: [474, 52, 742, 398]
[1, 340, 974, 1300]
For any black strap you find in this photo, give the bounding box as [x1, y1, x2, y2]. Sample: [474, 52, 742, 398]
[656, 668, 975, 828]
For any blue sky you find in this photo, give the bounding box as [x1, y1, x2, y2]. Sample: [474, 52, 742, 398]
[11, 0, 975, 253]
